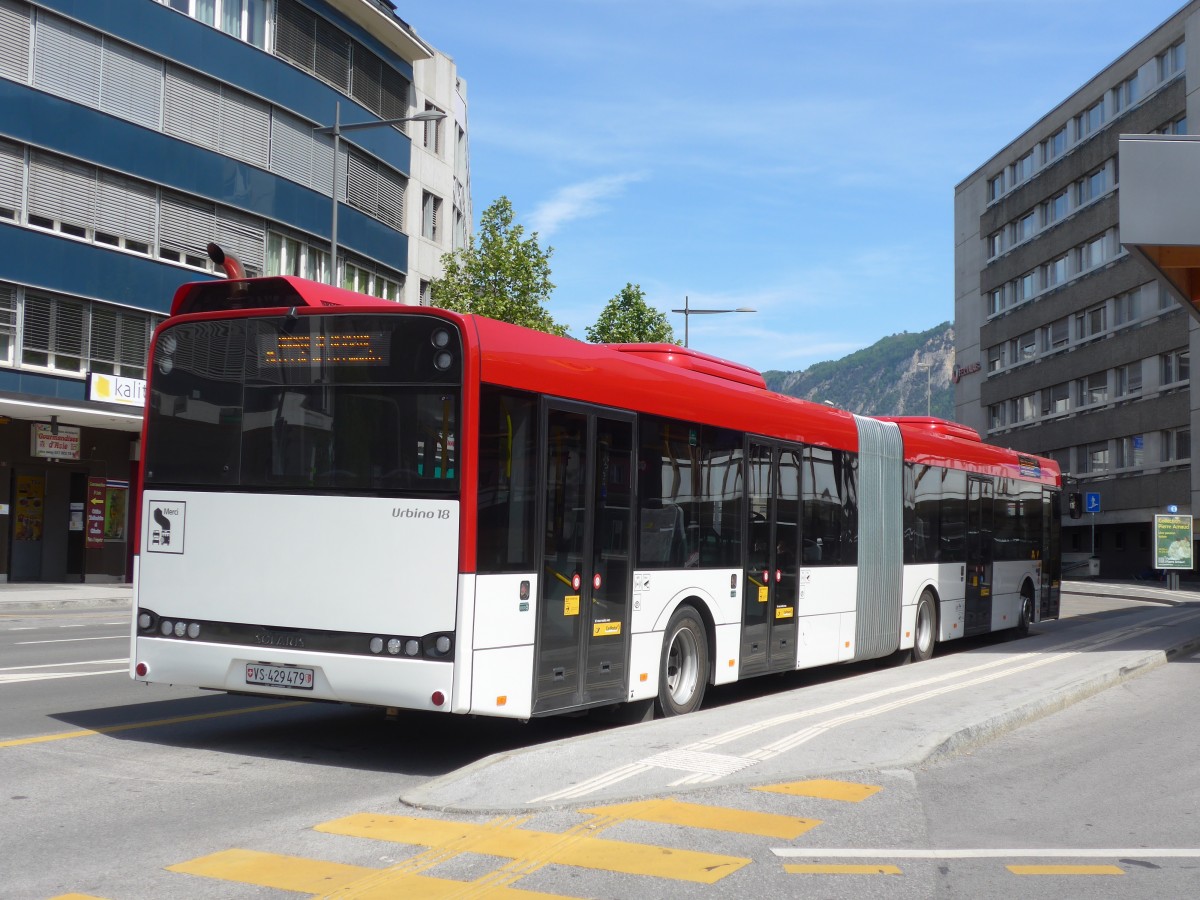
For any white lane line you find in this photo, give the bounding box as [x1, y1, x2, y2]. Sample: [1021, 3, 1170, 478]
[17, 636, 127, 644]
[772, 848, 1200, 859]
[0, 659, 129, 672]
[529, 609, 1200, 802]
[0, 669, 128, 684]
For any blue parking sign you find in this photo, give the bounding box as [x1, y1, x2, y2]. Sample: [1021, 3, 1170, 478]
[1085, 492, 1101, 513]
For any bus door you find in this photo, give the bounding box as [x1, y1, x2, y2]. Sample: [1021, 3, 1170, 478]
[1041, 489, 1062, 620]
[964, 476, 994, 635]
[533, 403, 634, 715]
[740, 440, 801, 676]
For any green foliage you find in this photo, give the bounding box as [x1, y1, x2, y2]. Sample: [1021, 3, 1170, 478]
[585, 283, 678, 344]
[430, 196, 569, 336]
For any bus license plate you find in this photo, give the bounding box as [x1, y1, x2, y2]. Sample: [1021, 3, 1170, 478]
[245, 663, 314, 690]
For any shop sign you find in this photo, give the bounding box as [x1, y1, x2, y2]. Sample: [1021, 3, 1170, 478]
[86, 477, 106, 550]
[88, 372, 147, 408]
[952, 362, 982, 384]
[31, 423, 81, 460]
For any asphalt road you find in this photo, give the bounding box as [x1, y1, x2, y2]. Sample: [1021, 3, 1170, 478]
[3, 588, 1200, 899]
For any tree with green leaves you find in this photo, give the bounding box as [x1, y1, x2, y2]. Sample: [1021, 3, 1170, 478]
[430, 196, 568, 336]
[585, 283, 678, 345]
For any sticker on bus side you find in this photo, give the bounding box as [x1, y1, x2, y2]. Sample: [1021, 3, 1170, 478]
[564, 595, 579, 616]
[147, 501, 186, 554]
[592, 621, 621, 637]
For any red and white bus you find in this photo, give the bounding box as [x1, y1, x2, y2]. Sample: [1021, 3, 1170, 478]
[131, 268, 1062, 719]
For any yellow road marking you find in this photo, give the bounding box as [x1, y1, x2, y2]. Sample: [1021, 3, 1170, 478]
[786, 864, 903, 875]
[581, 798, 820, 839]
[169, 849, 372, 892]
[0, 701, 305, 749]
[317, 812, 750, 884]
[169, 848, 574, 898]
[754, 779, 882, 802]
[1008, 864, 1125, 876]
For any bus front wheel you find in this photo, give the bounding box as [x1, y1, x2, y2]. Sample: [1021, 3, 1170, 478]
[656, 606, 709, 717]
[911, 590, 937, 663]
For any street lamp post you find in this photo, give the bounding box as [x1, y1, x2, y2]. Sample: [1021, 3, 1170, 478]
[670, 295, 756, 348]
[315, 102, 446, 287]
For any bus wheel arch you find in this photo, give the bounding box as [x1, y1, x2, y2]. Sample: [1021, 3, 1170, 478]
[655, 602, 711, 717]
[910, 587, 938, 663]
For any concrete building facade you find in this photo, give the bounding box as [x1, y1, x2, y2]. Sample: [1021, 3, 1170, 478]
[955, 3, 1200, 578]
[0, 0, 469, 581]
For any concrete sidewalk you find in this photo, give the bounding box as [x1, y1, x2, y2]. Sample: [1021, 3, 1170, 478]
[0, 581, 132, 611]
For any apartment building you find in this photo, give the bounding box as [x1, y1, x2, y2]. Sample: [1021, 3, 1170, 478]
[955, 4, 1198, 577]
[0, 0, 470, 581]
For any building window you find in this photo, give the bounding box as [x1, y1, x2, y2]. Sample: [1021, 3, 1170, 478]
[988, 231, 1002, 258]
[1043, 127, 1067, 163]
[1041, 316, 1069, 352]
[343, 259, 403, 301]
[1010, 393, 1037, 424]
[1159, 41, 1186, 82]
[1044, 255, 1068, 288]
[1042, 382, 1070, 416]
[1113, 289, 1140, 326]
[420, 280, 432, 305]
[1115, 362, 1142, 397]
[988, 403, 1005, 430]
[1017, 271, 1036, 302]
[1162, 349, 1190, 385]
[1017, 211, 1036, 242]
[988, 173, 1004, 201]
[1077, 100, 1105, 139]
[1112, 73, 1140, 113]
[1162, 427, 1190, 462]
[1116, 435, 1145, 469]
[0, 283, 14, 366]
[1075, 304, 1106, 340]
[163, 0, 270, 48]
[267, 233, 328, 282]
[1077, 441, 1109, 474]
[21, 292, 85, 374]
[423, 102, 443, 154]
[1014, 151, 1034, 184]
[1013, 331, 1036, 363]
[988, 288, 1003, 316]
[1076, 371, 1107, 407]
[1044, 191, 1069, 225]
[422, 191, 442, 242]
[987, 344, 1004, 373]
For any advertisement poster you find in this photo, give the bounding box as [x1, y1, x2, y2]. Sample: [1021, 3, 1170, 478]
[14, 474, 45, 542]
[104, 481, 128, 540]
[1154, 514, 1193, 570]
[86, 478, 106, 550]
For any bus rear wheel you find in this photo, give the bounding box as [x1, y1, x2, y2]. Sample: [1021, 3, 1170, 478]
[656, 606, 709, 717]
[910, 590, 937, 663]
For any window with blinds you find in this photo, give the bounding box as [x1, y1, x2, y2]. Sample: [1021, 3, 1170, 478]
[421, 191, 441, 242]
[0, 138, 21, 221]
[89, 304, 154, 378]
[0, 281, 15, 366]
[346, 150, 406, 228]
[22, 292, 85, 373]
[0, 0, 31, 84]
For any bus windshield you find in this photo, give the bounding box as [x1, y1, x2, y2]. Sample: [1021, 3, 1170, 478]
[143, 313, 460, 495]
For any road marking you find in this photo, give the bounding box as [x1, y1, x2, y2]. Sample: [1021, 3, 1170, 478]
[754, 779, 883, 803]
[169, 849, 372, 893]
[316, 812, 750, 884]
[0, 669, 127, 684]
[0, 658, 128, 671]
[579, 798, 821, 839]
[786, 863, 903, 875]
[1009, 864, 1124, 875]
[532, 612, 1200, 802]
[17, 635, 126, 644]
[772, 848, 1200, 858]
[0, 700, 305, 749]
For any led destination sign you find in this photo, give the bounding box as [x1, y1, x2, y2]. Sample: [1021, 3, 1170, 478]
[260, 332, 390, 367]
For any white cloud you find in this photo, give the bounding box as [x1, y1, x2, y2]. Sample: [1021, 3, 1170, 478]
[529, 173, 645, 238]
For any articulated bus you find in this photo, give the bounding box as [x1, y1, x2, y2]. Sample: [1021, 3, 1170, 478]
[132, 266, 1062, 719]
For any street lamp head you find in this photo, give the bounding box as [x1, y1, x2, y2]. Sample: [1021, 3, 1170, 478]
[407, 110, 448, 122]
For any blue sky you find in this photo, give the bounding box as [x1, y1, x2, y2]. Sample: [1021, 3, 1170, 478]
[410, 1, 1186, 372]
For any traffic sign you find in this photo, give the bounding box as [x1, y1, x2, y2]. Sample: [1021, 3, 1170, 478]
[1085, 492, 1101, 514]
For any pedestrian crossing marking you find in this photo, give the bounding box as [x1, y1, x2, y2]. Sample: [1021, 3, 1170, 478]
[316, 812, 750, 884]
[785, 863, 903, 875]
[1008, 864, 1125, 876]
[580, 798, 821, 840]
[753, 779, 882, 802]
[167, 848, 576, 898]
[168, 849, 374, 892]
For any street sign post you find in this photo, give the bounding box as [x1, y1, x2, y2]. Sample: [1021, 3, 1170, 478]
[1085, 492, 1101, 513]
